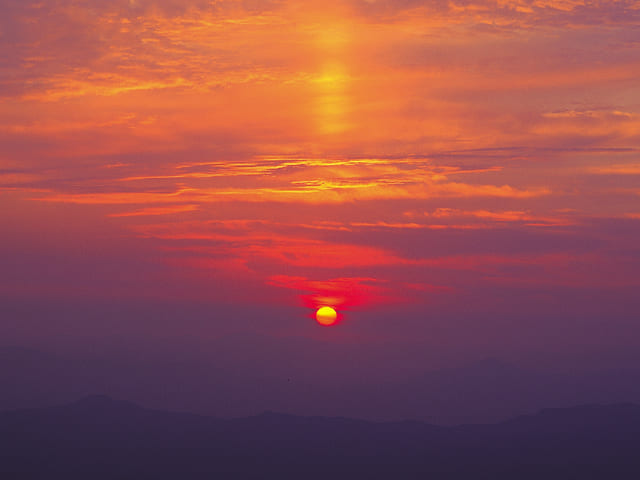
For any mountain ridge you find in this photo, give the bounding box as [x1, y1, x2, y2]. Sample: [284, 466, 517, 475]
[5, 345, 640, 425]
[2, 395, 640, 478]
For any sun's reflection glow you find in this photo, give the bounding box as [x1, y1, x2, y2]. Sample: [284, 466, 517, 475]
[314, 62, 351, 134]
[312, 20, 353, 135]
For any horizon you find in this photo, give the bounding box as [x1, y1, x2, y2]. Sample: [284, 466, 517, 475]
[3, 394, 640, 478]
[4, 342, 640, 425]
[8, 391, 640, 422]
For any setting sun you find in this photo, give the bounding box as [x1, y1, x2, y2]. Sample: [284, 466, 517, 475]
[315, 306, 338, 326]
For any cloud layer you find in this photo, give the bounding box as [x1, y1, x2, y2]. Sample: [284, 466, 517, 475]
[1, 0, 639, 355]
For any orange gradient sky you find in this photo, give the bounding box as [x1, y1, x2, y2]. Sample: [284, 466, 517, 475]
[1, 1, 640, 352]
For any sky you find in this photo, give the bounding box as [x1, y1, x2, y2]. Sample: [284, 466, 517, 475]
[1, 0, 640, 380]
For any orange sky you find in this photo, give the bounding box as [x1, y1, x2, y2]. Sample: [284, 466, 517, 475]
[1, 1, 640, 342]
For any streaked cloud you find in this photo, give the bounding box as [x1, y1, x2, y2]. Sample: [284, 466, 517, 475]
[1, 0, 638, 321]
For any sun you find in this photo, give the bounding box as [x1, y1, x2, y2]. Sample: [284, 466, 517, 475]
[315, 306, 338, 326]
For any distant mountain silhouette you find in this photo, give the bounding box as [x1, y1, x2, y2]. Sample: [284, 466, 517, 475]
[4, 345, 640, 425]
[2, 396, 640, 479]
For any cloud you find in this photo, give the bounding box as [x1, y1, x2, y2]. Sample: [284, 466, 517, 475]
[346, 0, 640, 27]
[1, 0, 639, 322]
[108, 204, 200, 217]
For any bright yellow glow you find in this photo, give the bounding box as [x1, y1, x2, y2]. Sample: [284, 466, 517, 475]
[315, 306, 338, 326]
[315, 62, 351, 134]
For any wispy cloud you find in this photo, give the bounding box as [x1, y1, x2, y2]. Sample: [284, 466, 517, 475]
[1, 0, 639, 315]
